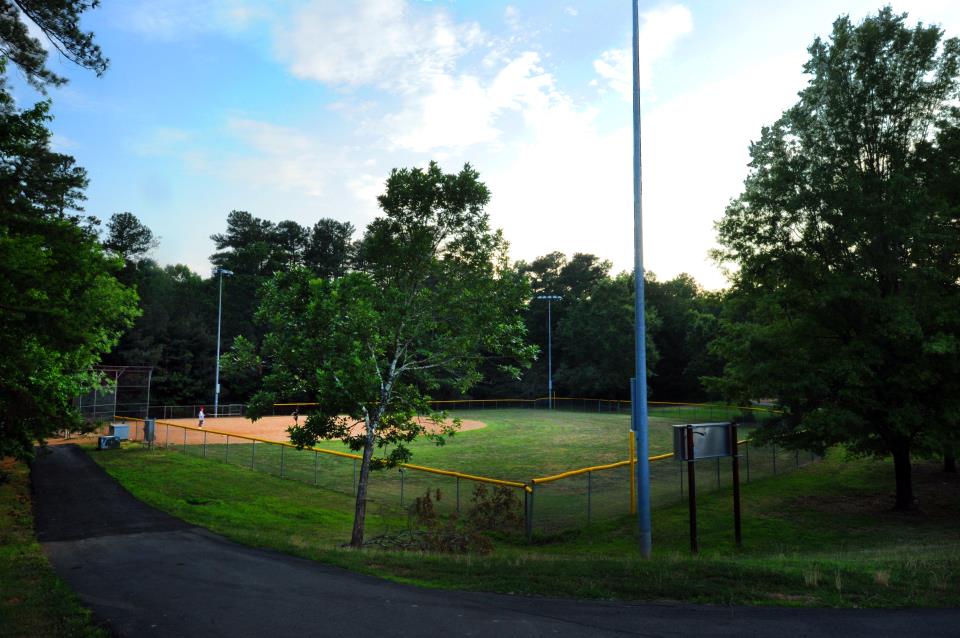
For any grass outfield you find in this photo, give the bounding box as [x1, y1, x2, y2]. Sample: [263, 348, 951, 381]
[90, 434, 960, 607]
[0, 459, 107, 637]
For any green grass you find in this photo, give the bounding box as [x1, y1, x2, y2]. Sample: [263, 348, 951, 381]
[151, 409, 792, 532]
[91, 421, 960, 607]
[0, 459, 107, 638]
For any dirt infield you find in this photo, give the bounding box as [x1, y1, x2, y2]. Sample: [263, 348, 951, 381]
[153, 414, 486, 444]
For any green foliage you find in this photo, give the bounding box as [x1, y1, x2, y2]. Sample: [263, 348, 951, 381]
[0, 71, 137, 459]
[712, 8, 960, 508]
[0, 0, 107, 90]
[245, 162, 534, 544]
[103, 211, 157, 266]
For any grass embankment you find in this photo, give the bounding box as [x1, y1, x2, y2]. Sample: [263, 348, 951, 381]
[91, 442, 960, 607]
[0, 459, 106, 638]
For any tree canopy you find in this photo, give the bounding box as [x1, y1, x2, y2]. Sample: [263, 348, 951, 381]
[0, 0, 107, 90]
[712, 7, 960, 509]
[242, 162, 534, 546]
[0, 67, 136, 459]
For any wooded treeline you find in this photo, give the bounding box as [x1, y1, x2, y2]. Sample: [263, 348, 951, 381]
[103, 211, 724, 406]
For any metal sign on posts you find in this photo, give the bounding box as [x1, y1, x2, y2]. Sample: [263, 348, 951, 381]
[631, 0, 652, 559]
[673, 423, 743, 552]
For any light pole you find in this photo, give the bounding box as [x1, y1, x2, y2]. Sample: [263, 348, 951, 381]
[632, 0, 652, 558]
[535, 294, 562, 410]
[213, 267, 234, 418]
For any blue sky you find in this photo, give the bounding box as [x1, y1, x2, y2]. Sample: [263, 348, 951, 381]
[13, 0, 960, 289]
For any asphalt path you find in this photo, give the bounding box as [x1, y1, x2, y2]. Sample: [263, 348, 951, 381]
[32, 444, 960, 637]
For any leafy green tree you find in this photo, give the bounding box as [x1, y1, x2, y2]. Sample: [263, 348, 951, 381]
[244, 162, 534, 546]
[712, 8, 960, 509]
[554, 272, 660, 399]
[0, 70, 137, 459]
[0, 0, 107, 90]
[304, 218, 355, 279]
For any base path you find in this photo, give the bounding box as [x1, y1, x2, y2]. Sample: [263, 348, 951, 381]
[33, 445, 959, 638]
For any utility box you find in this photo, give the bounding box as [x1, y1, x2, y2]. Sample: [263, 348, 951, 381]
[673, 423, 733, 460]
[97, 435, 121, 450]
[109, 423, 130, 440]
[144, 418, 156, 443]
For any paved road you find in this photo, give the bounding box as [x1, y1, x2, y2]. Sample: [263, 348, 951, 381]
[33, 445, 959, 637]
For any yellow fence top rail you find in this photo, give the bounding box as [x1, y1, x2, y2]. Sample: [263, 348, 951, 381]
[115, 416, 755, 493]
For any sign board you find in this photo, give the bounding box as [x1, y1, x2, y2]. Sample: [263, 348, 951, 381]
[672, 423, 733, 460]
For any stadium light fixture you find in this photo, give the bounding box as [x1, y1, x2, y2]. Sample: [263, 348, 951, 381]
[632, 0, 652, 559]
[534, 294, 562, 410]
[213, 267, 234, 418]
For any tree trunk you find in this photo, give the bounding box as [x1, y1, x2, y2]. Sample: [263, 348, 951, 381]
[350, 431, 375, 548]
[945, 450, 957, 474]
[891, 444, 915, 510]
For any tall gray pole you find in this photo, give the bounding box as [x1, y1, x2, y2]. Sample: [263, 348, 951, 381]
[213, 268, 233, 418]
[547, 298, 553, 410]
[535, 294, 562, 410]
[214, 271, 223, 418]
[632, 0, 653, 558]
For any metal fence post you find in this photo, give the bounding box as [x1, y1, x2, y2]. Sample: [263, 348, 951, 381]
[225, 436, 229, 463]
[399, 468, 405, 506]
[203, 431, 207, 458]
[525, 486, 535, 540]
[314, 450, 319, 486]
[745, 440, 750, 482]
[251, 440, 256, 470]
[166, 423, 169, 447]
[456, 476, 461, 513]
[587, 471, 592, 525]
[183, 427, 187, 452]
[280, 445, 285, 479]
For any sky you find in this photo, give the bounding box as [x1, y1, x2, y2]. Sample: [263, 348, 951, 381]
[13, 0, 960, 289]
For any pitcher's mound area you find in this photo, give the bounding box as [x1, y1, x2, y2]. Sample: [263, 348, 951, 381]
[162, 414, 486, 443]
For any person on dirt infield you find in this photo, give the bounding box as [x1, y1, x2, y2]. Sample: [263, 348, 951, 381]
[198, 406, 205, 428]
[292, 407, 299, 426]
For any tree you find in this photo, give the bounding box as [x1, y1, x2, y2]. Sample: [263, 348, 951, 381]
[304, 218, 355, 279]
[0, 0, 107, 90]
[103, 211, 157, 263]
[244, 162, 534, 547]
[712, 8, 960, 509]
[0, 68, 137, 459]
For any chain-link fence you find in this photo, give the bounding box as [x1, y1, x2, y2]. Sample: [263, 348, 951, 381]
[109, 405, 815, 540]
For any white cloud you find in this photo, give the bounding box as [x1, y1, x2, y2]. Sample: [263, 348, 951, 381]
[564, 6, 579, 17]
[388, 52, 556, 152]
[594, 4, 693, 96]
[275, 0, 484, 93]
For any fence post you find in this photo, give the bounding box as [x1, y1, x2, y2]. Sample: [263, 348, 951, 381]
[166, 423, 169, 447]
[587, 471, 592, 525]
[203, 431, 207, 458]
[251, 440, 256, 470]
[314, 450, 319, 486]
[225, 436, 229, 463]
[183, 427, 187, 453]
[456, 476, 461, 513]
[353, 459, 357, 495]
[399, 468, 405, 506]
[745, 441, 750, 482]
[280, 445, 285, 479]
[525, 485, 535, 540]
